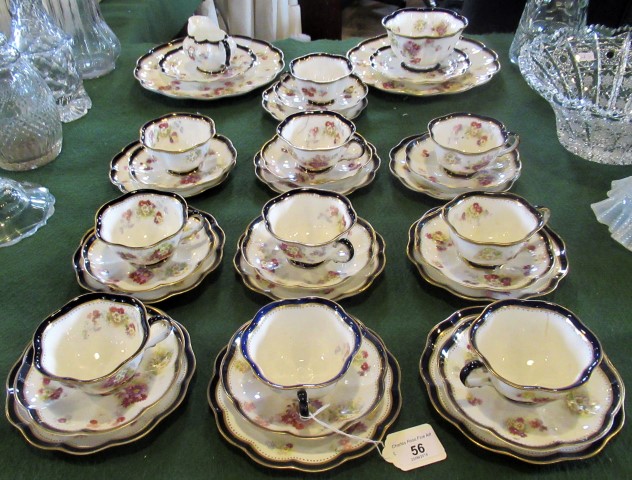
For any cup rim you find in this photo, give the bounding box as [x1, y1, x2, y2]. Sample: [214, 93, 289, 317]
[94, 189, 189, 251]
[381, 7, 468, 39]
[469, 299, 603, 393]
[428, 112, 512, 155]
[31, 292, 151, 386]
[289, 52, 354, 84]
[261, 188, 357, 247]
[441, 191, 548, 247]
[140, 112, 215, 154]
[240, 297, 363, 390]
[276, 110, 357, 154]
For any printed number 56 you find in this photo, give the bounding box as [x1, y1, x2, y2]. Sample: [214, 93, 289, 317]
[411, 444, 425, 455]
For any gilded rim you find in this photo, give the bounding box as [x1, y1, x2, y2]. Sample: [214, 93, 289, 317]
[289, 53, 354, 85]
[208, 327, 401, 472]
[381, 7, 468, 40]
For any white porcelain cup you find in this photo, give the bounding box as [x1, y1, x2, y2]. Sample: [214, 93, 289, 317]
[240, 297, 362, 419]
[289, 53, 354, 106]
[262, 188, 357, 268]
[32, 293, 173, 396]
[459, 299, 603, 404]
[441, 191, 550, 267]
[182, 15, 237, 74]
[140, 112, 216, 174]
[382, 7, 467, 71]
[428, 112, 520, 176]
[277, 110, 366, 173]
[95, 190, 204, 267]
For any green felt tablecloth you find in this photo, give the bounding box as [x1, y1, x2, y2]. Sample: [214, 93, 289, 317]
[1, 1, 631, 478]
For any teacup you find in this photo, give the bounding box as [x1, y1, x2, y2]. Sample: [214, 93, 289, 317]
[262, 188, 357, 268]
[140, 112, 216, 174]
[95, 190, 204, 266]
[240, 297, 362, 419]
[459, 299, 603, 404]
[277, 111, 366, 173]
[382, 7, 468, 71]
[182, 15, 237, 74]
[32, 293, 174, 396]
[428, 112, 520, 176]
[441, 191, 550, 267]
[289, 53, 354, 106]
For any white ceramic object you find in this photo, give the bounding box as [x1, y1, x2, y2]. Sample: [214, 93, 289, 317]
[382, 7, 467, 71]
[222, 322, 387, 438]
[276, 111, 366, 173]
[110, 136, 236, 197]
[288, 53, 354, 106]
[134, 36, 284, 100]
[95, 190, 203, 267]
[407, 208, 569, 301]
[262, 188, 357, 267]
[460, 300, 603, 405]
[420, 308, 624, 463]
[370, 46, 470, 84]
[441, 191, 550, 267]
[74, 209, 225, 303]
[181, 15, 237, 74]
[160, 44, 256, 82]
[274, 73, 368, 111]
[427, 112, 519, 176]
[389, 133, 521, 200]
[32, 293, 172, 395]
[240, 298, 362, 418]
[140, 113, 215, 174]
[347, 35, 500, 97]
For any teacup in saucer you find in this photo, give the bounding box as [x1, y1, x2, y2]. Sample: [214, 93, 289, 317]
[259, 133, 372, 184]
[159, 44, 256, 82]
[222, 320, 387, 438]
[83, 212, 213, 292]
[288, 53, 354, 106]
[370, 46, 470, 84]
[275, 73, 369, 111]
[241, 215, 377, 288]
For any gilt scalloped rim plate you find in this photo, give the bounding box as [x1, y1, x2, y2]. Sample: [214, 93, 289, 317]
[208, 327, 401, 472]
[419, 306, 625, 464]
[73, 208, 225, 303]
[134, 36, 284, 100]
[407, 208, 568, 301]
[5, 310, 196, 455]
[347, 35, 500, 96]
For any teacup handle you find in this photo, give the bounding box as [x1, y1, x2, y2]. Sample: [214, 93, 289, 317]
[496, 132, 520, 157]
[340, 135, 367, 163]
[297, 388, 310, 420]
[180, 213, 206, 244]
[537, 206, 551, 226]
[330, 238, 354, 264]
[459, 360, 492, 388]
[145, 315, 174, 350]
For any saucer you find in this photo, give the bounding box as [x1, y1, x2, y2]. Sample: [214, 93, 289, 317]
[159, 45, 256, 82]
[262, 85, 368, 121]
[370, 46, 470, 84]
[110, 136, 236, 197]
[73, 209, 225, 303]
[134, 36, 284, 100]
[234, 228, 385, 301]
[414, 207, 554, 292]
[347, 35, 500, 97]
[82, 212, 213, 293]
[255, 144, 380, 195]
[209, 327, 401, 472]
[407, 209, 569, 301]
[241, 216, 376, 288]
[259, 134, 372, 184]
[419, 306, 625, 463]
[6, 310, 196, 454]
[389, 134, 521, 200]
[274, 73, 368, 110]
[221, 322, 387, 438]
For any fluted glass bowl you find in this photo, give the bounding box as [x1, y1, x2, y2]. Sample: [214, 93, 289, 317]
[519, 27, 632, 165]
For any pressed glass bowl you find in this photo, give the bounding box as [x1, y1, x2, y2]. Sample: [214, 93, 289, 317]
[519, 27, 632, 165]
